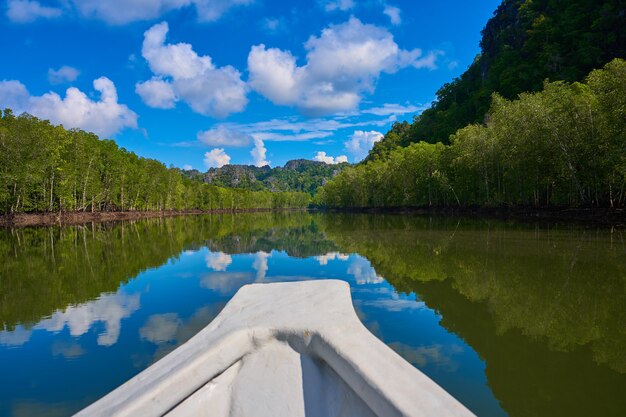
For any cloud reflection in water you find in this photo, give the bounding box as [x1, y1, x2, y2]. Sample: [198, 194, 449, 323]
[0, 291, 140, 347]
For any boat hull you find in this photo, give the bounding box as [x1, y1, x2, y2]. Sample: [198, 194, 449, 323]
[75, 280, 475, 417]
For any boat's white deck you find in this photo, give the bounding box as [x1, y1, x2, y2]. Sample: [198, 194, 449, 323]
[75, 280, 475, 417]
[166, 339, 377, 417]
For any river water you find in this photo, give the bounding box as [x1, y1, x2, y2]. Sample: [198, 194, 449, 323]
[0, 212, 624, 416]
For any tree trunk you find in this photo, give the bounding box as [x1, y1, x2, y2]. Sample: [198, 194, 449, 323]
[82, 158, 94, 211]
[49, 169, 55, 212]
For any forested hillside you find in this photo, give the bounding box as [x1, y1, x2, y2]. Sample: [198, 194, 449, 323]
[317, 60, 625, 208]
[185, 159, 348, 194]
[0, 110, 310, 214]
[369, 0, 626, 159]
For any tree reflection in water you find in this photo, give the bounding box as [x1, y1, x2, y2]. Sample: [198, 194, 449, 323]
[0, 212, 624, 417]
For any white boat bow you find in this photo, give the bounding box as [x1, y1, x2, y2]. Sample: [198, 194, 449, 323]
[75, 279, 475, 417]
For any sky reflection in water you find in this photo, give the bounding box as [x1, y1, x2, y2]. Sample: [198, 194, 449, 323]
[0, 213, 624, 417]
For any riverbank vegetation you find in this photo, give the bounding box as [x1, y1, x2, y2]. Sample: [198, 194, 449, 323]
[317, 59, 626, 209]
[0, 110, 310, 214]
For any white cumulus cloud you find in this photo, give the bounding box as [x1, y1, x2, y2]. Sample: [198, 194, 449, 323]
[250, 138, 270, 167]
[197, 125, 253, 147]
[347, 257, 384, 285]
[137, 22, 247, 118]
[252, 251, 271, 280]
[0, 325, 32, 347]
[0, 77, 137, 137]
[48, 66, 80, 84]
[313, 151, 348, 164]
[345, 130, 384, 161]
[135, 77, 177, 109]
[315, 252, 349, 266]
[36, 291, 141, 346]
[205, 251, 232, 271]
[203, 149, 231, 169]
[0, 80, 30, 110]
[6, 0, 62, 23]
[383, 5, 401, 25]
[139, 313, 182, 344]
[413, 50, 442, 70]
[248, 18, 437, 115]
[201, 272, 254, 295]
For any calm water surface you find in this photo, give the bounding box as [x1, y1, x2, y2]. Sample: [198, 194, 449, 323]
[0, 212, 624, 416]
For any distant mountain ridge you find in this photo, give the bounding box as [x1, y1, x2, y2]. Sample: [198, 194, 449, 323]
[182, 159, 350, 194]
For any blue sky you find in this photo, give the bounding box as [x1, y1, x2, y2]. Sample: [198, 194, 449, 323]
[0, 0, 500, 170]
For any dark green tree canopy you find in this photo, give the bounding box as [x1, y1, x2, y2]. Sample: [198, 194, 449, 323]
[368, 0, 626, 158]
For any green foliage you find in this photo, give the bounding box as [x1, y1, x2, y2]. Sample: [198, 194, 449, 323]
[0, 212, 318, 330]
[318, 141, 453, 208]
[367, 121, 412, 161]
[318, 59, 626, 208]
[0, 112, 310, 214]
[318, 213, 626, 381]
[374, 0, 626, 149]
